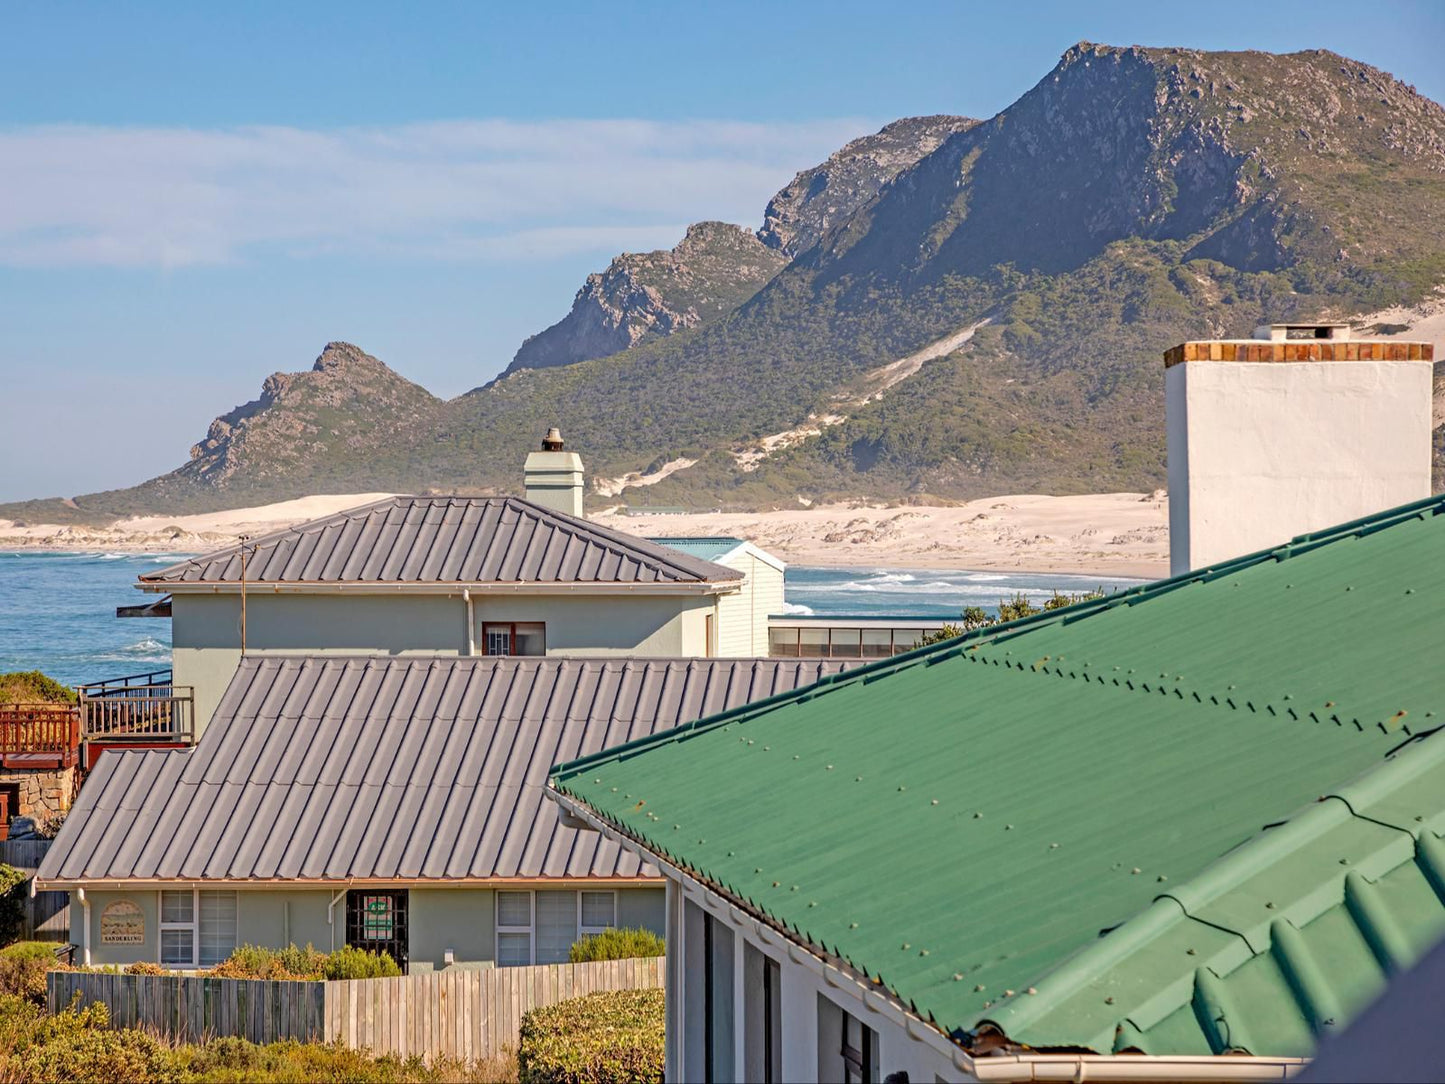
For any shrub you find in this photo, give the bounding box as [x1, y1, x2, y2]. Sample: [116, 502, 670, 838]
[568, 928, 665, 964]
[34, 810, 67, 840]
[10, 1001, 179, 1083]
[0, 671, 77, 706]
[0, 863, 29, 945]
[518, 988, 663, 1084]
[210, 943, 328, 981]
[0, 942, 61, 1004]
[321, 946, 401, 981]
[125, 961, 166, 976]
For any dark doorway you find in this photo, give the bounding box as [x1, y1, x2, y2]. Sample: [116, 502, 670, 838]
[344, 889, 409, 971]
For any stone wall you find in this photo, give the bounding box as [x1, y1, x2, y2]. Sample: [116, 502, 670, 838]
[0, 766, 74, 825]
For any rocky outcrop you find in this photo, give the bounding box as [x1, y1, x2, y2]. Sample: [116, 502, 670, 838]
[505, 222, 785, 375]
[757, 116, 979, 257]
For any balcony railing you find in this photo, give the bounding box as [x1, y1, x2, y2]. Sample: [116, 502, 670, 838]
[0, 705, 81, 769]
[77, 671, 194, 745]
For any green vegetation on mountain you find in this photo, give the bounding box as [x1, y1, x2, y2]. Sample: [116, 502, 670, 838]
[4, 44, 1442, 524]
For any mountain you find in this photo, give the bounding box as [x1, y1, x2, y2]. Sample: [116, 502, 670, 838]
[504, 117, 972, 375]
[758, 115, 979, 257]
[504, 223, 785, 375]
[6, 44, 1443, 524]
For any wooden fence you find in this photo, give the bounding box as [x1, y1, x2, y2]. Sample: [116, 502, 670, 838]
[0, 839, 68, 941]
[48, 955, 665, 1062]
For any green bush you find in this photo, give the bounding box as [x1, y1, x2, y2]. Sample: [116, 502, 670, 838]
[518, 988, 663, 1084]
[568, 928, 665, 964]
[0, 941, 61, 1004]
[0, 671, 77, 706]
[321, 946, 402, 981]
[0, 863, 29, 945]
[7, 1001, 179, 1084]
[210, 943, 329, 981]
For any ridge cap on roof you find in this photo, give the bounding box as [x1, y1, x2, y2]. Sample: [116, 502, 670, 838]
[551, 491, 1445, 780]
[973, 728, 1445, 1048]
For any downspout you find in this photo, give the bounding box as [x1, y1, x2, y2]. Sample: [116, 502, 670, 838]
[464, 589, 475, 656]
[326, 881, 352, 952]
[76, 888, 91, 966]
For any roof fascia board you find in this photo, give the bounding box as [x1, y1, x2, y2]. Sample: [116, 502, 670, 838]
[147, 581, 739, 597]
[35, 874, 663, 892]
[726, 540, 787, 573]
[547, 785, 1304, 1081]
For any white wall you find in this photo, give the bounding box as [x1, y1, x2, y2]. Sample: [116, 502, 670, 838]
[669, 876, 969, 1083]
[1167, 360, 1434, 575]
[715, 549, 785, 657]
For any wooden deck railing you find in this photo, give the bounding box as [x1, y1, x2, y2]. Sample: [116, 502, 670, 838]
[0, 705, 81, 767]
[79, 685, 194, 744]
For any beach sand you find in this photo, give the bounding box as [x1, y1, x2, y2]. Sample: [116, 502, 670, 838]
[0, 490, 1170, 577]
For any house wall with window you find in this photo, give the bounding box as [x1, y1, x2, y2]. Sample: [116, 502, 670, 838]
[71, 884, 665, 973]
[173, 590, 720, 734]
[665, 883, 962, 1084]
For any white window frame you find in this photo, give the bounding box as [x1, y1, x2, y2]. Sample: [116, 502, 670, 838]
[495, 890, 535, 966]
[494, 889, 618, 966]
[156, 888, 238, 969]
[158, 889, 196, 968]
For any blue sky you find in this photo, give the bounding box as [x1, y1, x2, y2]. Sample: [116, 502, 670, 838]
[2, 0, 1441, 502]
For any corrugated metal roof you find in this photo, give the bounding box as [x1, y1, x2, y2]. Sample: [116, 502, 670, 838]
[38, 655, 848, 886]
[141, 497, 742, 585]
[551, 494, 1445, 1058]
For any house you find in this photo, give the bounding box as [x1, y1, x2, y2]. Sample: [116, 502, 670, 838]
[121, 433, 794, 737]
[645, 538, 784, 657]
[36, 654, 849, 971]
[549, 493, 1445, 1082]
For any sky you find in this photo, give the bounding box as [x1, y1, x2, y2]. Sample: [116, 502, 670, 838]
[1, 0, 1442, 502]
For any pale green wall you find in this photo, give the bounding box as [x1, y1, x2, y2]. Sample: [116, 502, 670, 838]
[172, 590, 724, 733]
[75, 885, 666, 970]
[473, 596, 713, 657]
[77, 890, 159, 967]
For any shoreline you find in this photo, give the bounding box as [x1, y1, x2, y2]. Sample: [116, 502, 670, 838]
[0, 490, 1172, 580]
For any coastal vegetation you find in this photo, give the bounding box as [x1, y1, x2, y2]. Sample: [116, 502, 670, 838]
[0, 672, 75, 706]
[517, 989, 664, 1084]
[567, 927, 666, 964]
[917, 590, 1107, 645]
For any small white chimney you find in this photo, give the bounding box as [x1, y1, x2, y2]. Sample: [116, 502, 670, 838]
[1165, 326, 1434, 575]
[524, 427, 585, 517]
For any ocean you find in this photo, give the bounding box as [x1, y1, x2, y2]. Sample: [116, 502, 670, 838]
[0, 551, 1145, 687]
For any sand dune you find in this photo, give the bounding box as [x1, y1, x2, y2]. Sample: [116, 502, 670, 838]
[0, 490, 1171, 577]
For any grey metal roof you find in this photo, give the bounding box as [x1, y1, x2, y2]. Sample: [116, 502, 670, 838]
[141, 497, 742, 585]
[38, 655, 849, 886]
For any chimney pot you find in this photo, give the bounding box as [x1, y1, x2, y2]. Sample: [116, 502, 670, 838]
[542, 427, 565, 451]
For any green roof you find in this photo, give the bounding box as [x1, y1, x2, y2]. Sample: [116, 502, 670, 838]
[551, 494, 1445, 1058]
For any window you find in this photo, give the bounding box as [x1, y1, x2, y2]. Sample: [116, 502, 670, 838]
[818, 995, 878, 1084]
[482, 622, 546, 656]
[158, 889, 237, 968]
[861, 629, 892, 658]
[798, 628, 829, 656]
[744, 943, 782, 1083]
[768, 627, 799, 658]
[496, 889, 617, 966]
[828, 627, 862, 658]
[496, 891, 533, 966]
[344, 890, 408, 970]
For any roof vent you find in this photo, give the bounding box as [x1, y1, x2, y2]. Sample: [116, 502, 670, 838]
[1253, 323, 1352, 342]
[541, 427, 565, 451]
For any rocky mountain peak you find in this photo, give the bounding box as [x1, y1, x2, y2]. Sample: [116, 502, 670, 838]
[758, 115, 979, 257]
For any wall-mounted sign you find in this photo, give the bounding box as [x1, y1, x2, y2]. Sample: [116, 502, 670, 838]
[100, 899, 145, 944]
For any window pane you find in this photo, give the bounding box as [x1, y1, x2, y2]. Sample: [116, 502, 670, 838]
[768, 628, 799, 658]
[497, 891, 531, 928]
[514, 624, 546, 656]
[893, 629, 925, 654]
[497, 931, 531, 967]
[860, 629, 891, 658]
[535, 890, 578, 964]
[160, 928, 193, 967]
[161, 890, 193, 924]
[798, 628, 828, 655]
[358, 895, 394, 940]
[484, 625, 512, 656]
[828, 628, 861, 658]
[198, 891, 237, 967]
[580, 891, 615, 930]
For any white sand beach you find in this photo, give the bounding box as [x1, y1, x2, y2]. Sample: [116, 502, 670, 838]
[0, 491, 1170, 577]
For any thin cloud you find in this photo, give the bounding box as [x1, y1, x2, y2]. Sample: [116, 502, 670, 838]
[0, 118, 873, 268]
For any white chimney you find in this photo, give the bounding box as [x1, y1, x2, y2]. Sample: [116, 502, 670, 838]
[1165, 326, 1434, 575]
[524, 427, 585, 517]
